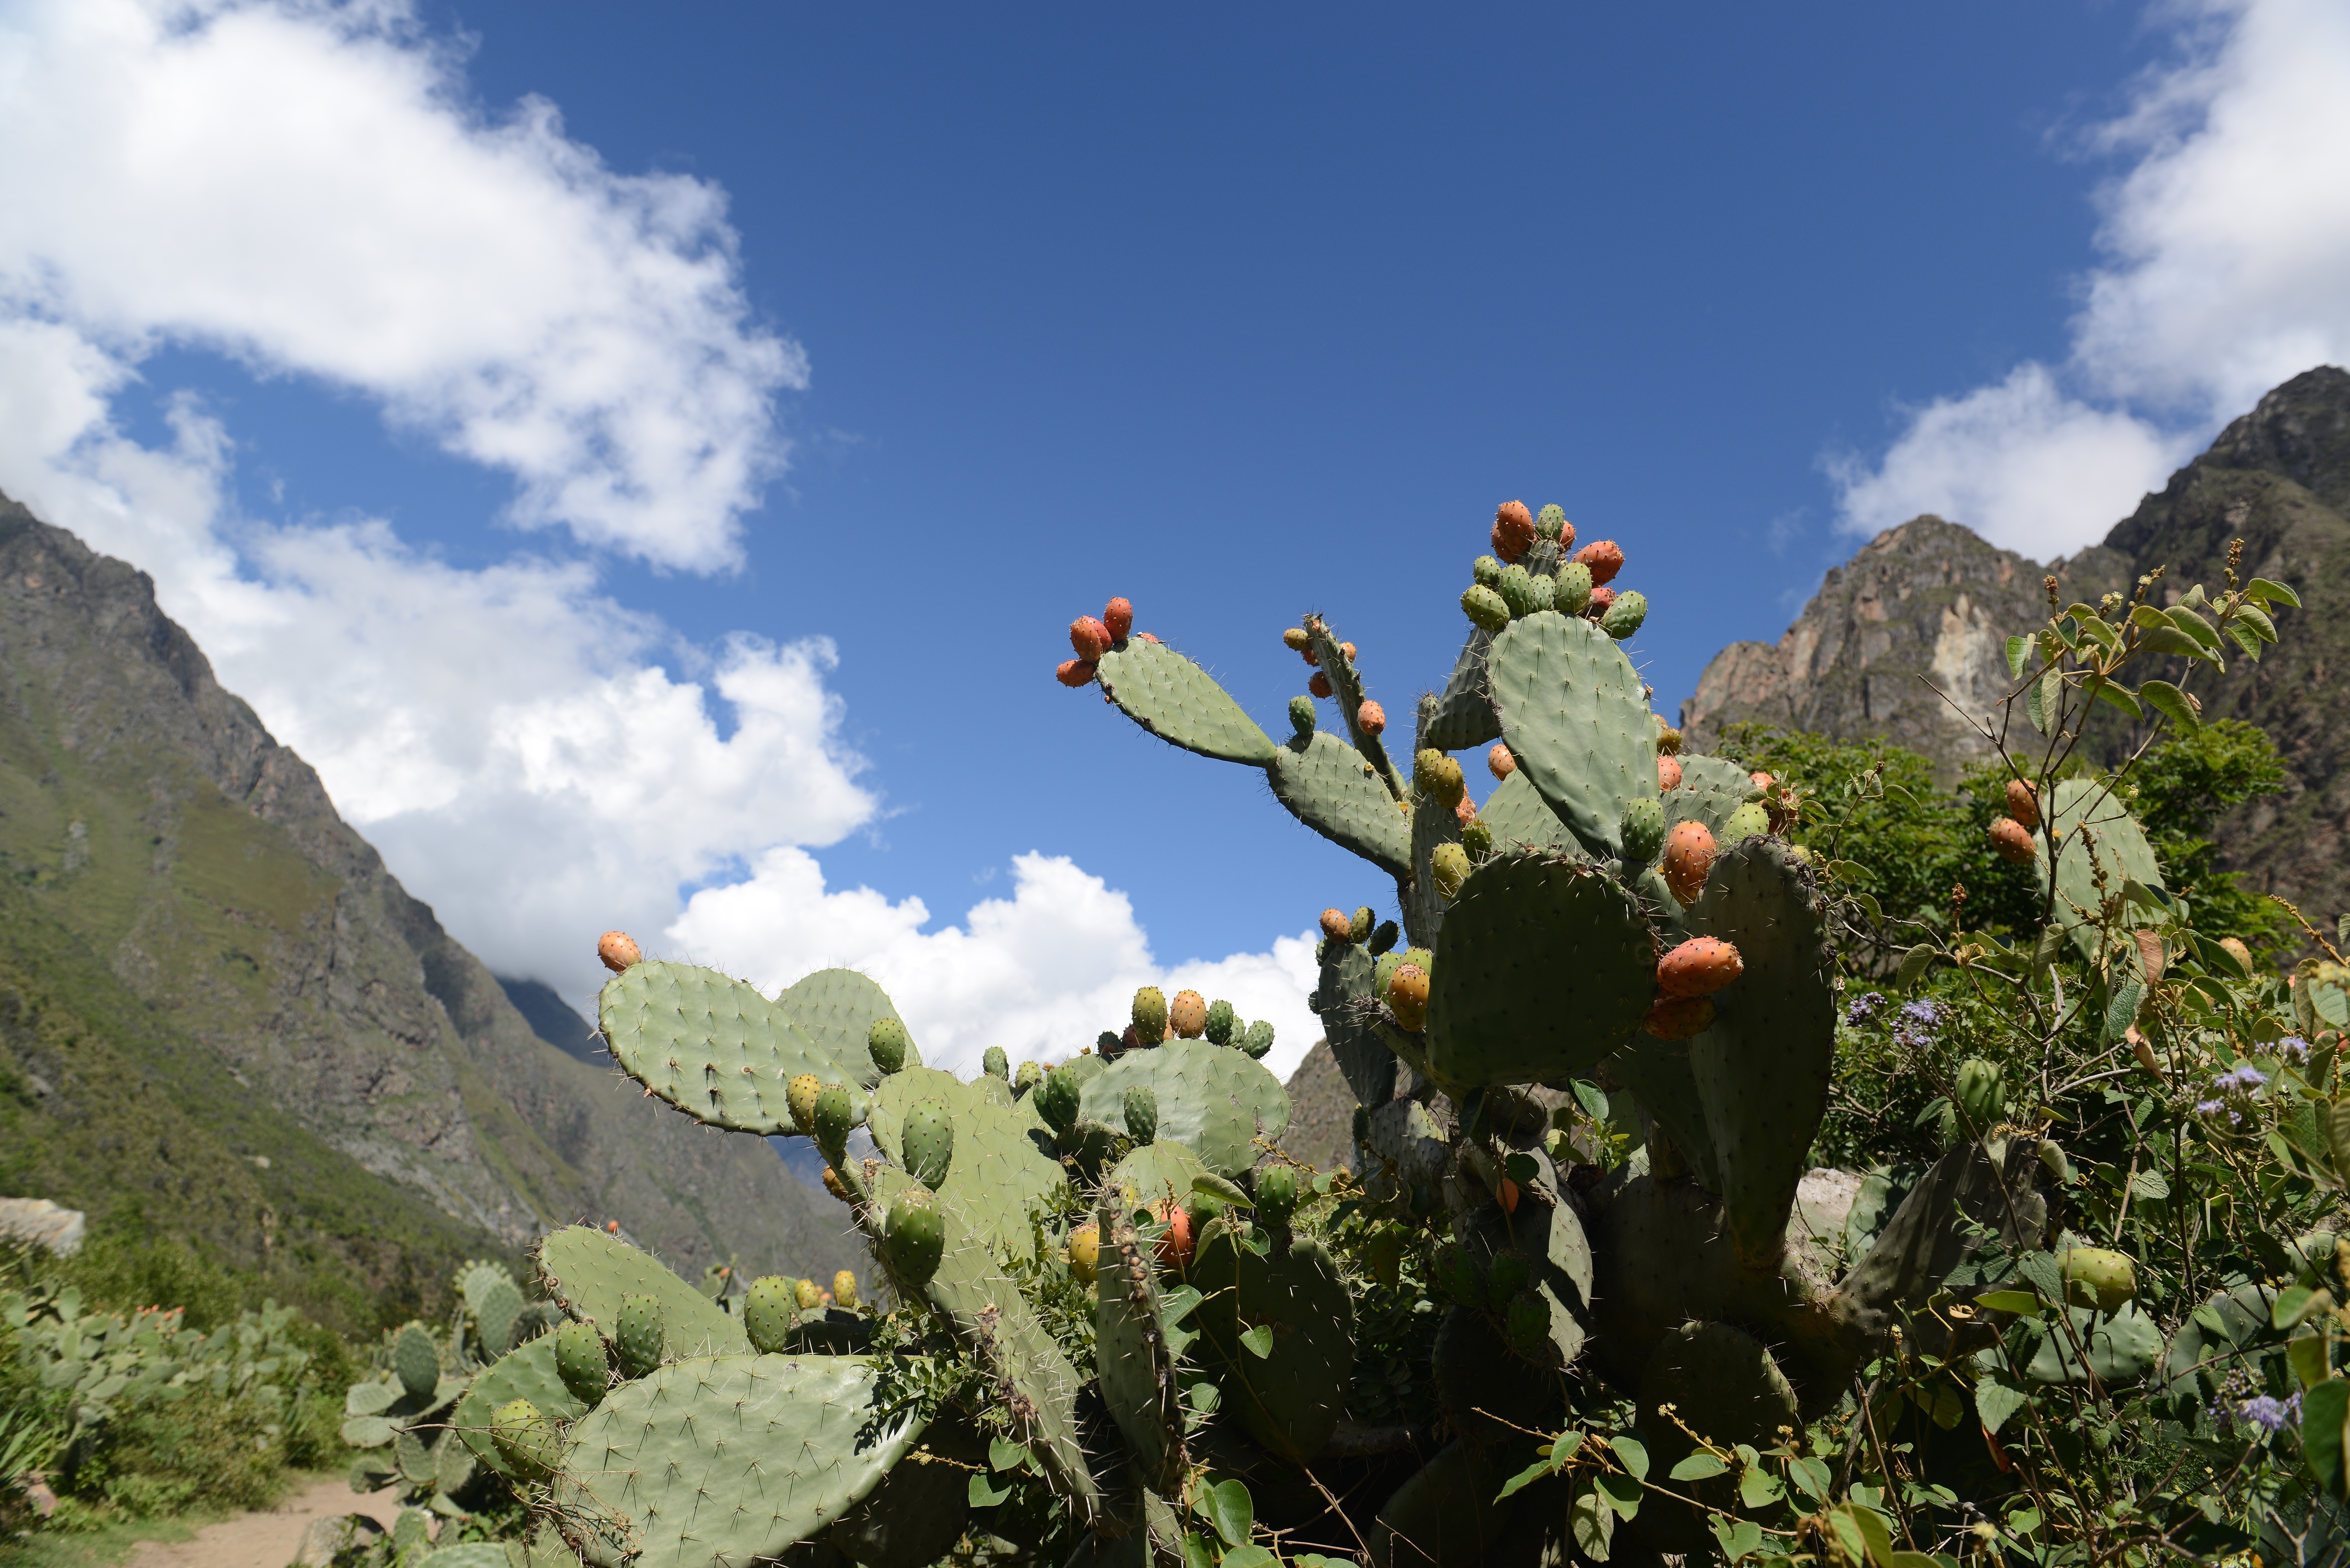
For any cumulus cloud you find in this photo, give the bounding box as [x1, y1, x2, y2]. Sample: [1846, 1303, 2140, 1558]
[0, 0, 1322, 1055]
[667, 851, 1325, 1081]
[1834, 0, 2350, 556]
[0, 0, 796, 570]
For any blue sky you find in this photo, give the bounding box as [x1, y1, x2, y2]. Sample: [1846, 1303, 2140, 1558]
[3, 0, 2344, 1075]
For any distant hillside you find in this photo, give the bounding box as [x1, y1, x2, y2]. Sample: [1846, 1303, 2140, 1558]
[1683, 366, 2350, 932]
[0, 495, 860, 1320]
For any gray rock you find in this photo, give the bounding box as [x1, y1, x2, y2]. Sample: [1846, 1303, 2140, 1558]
[292, 1511, 385, 1568]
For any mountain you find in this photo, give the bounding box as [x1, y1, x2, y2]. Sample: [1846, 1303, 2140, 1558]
[0, 494, 860, 1324]
[1682, 365, 2350, 930]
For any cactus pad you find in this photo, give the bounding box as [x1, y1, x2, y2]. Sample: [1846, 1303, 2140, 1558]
[391, 1323, 439, 1400]
[1665, 753, 1759, 844]
[1303, 616, 1402, 795]
[1106, 1138, 1209, 1214]
[555, 1354, 925, 1568]
[1190, 1219, 1354, 1464]
[1601, 1035, 1722, 1192]
[601, 960, 867, 1132]
[1486, 611, 1656, 858]
[1078, 1039, 1289, 1180]
[869, 1067, 1066, 1263]
[1094, 1199, 1187, 1492]
[1266, 731, 1413, 879]
[535, 1227, 748, 1357]
[1474, 768, 1577, 855]
[1424, 625, 1501, 750]
[1634, 1322, 1800, 1555]
[1426, 854, 1654, 1087]
[466, 1270, 525, 1359]
[1096, 636, 1278, 765]
[1313, 939, 1397, 1109]
[777, 966, 923, 1075]
[454, 1334, 589, 1477]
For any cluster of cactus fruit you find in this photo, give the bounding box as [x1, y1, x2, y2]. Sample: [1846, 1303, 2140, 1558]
[448, 497, 2184, 1567]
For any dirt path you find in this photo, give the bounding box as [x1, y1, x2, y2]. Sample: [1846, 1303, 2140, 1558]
[123, 1477, 404, 1568]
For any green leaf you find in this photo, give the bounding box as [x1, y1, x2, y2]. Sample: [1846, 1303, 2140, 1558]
[1669, 1452, 1730, 1481]
[1713, 1517, 1767, 1562]
[1738, 1465, 1785, 1508]
[2128, 604, 2172, 633]
[2290, 1332, 2331, 1392]
[2029, 667, 2061, 735]
[2134, 626, 2204, 659]
[1896, 944, 1935, 991]
[2247, 577, 2302, 609]
[1181, 1533, 1217, 1568]
[1571, 1487, 1616, 1560]
[987, 1436, 1029, 1473]
[2139, 680, 2201, 731]
[1975, 1376, 2028, 1436]
[1498, 1458, 1553, 1501]
[967, 1473, 1013, 1507]
[2092, 680, 2143, 720]
[2237, 603, 2279, 643]
[2167, 606, 2220, 647]
[2274, 1285, 2319, 1331]
[1569, 1080, 1609, 1121]
[1788, 1454, 1831, 1502]
[1888, 1556, 1950, 1568]
[2301, 1377, 2350, 1500]
[1219, 1548, 1276, 1568]
[1237, 1324, 1275, 1360]
[1609, 1434, 1649, 1481]
[2006, 634, 2035, 680]
[1594, 1471, 1643, 1520]
[2229, 621, 2263, 660]
[1207, 1478, 1254, 1548]
[1835, 1502, 1899, 1568]
[2129, 1168, 2171, 1202]
[1191, 1173, 1252, 1206]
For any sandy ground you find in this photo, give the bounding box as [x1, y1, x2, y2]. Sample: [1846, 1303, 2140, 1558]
[122, 1477, 405, 1568]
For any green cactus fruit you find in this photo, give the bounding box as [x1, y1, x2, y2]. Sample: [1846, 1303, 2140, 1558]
[1372, 946, 1436, 1004]
[1351, 906, 1376, 943]
[1095, 1030, 1121, 1054]
[1472, 554, 1505, 588]
[1369, 920, 1400, 956]
[1413, 749, 1467, 809]
[1035, 1066, 1083, 1135]
[1431, 842, 1471, 901]
[1485, 1250, 1530, 1311]
[1241, 1021, 1274, 1059]
[554, 1319, 610, 1406]
[1456, 820, 1491, 861]
[1461, 584, 1511, 632]
[1014, 1059, 1042, 1095]
[793, 1277, 824, 1310]
[490, 1398, 560, 1483]
[1255, 1164, 1299, 1228]
[1124, 1085, 1159, 1144]
[614, 1293, 665, 1379]
[901, 1097, 955, 1185]
[741, 1278, 796, 1357]
[2060, 1247, 2137, 1313]
[390, 1322, 439, 1400]
[1600, 588, 1648, 640]
[1497, 564, 1542, 619]
[1535, 503, 1566, 541]
[811, 1082, 857, 1157]
[1620, 796, 1666, 865]
[1288, 695, 1316, 735]
[884, 1186, 947, 1287]
[1552, 560, 1594, 616]
[1352, 1104, 1372, 1150]
[1723, 800, 1770, 842]
[982, 1045, 1010, 1081]
[1132, 986, 1169, 1044]
[1203, 999, 1237, 1045]
[785, 1073, 822, 1137]
[854, 1018, 904, 1077]
[832, 1270, 859, 1308]
[1434, 1242, 1484, 1306]
[1503, 1290, 1551, 1363]
[1956, 1059, 2005, 1133]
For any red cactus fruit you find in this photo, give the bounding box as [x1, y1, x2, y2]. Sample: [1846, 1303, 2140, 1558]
[1989, 818, 2036, 865]
[1301, 642, 1321, 666]
[1574, 540, 1624, 585]
[1587, 585, 1617, 616]
[606, 1219, 621, 1233]
[1138, 632, 1159, 643]
[1071, 616, 1112, 660]
[1057, 658, 1098, 687]
[1309, 672, 1333, 698]
[1498, 1177, 1520, 1213]
[1660, 821, 1717, 905]
[1658, 755, 1683, 791]
[1491, 500, 1535, 562]
[1320, 908, 1353, 943]
[1643, 996, 1716, 1040]
[1151, 1199, 1196, 1271]
[1454, 795, 1477, 825]
[1488, 743, 1516, 779]
[1749, 772, 1774, 789]
[1556, 518, 1577, 552]
[1341, 642, 1357, 663]
[2005, 778, 2040, 830]
[1657, 937, 1745, 999]
[1358, 699, 1386, 735]
[598, 930, 641, 973]
[1103, 598, 1133, 642]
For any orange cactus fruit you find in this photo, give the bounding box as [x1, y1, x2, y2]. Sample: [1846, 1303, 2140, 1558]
[1169, 990, 1208, 1038]
[1658, 755, 1683, 791]
[2005, 778, 2040, 830]
[1057, 658, 1098, 688]
[1643, 996, 1717, 1039]
[1309, 671, 1333, 698]
[1657, 937, 1745, 999]
[1988, 818, 2036, 865]
[1660, 821, 1717, 905]
[1491, 500, 1535, 563]
[1574, 539, 1625, 585]
[1070, 616, 1112, 660]
[1359, 700, 1386, 735]
[598, 930, 642, 973]
[1151, 1200, 1196, 1271]
[1319, 908, 1353, 943]
[1489, 743, 1516, 779]
[1103, 598, 1134, 642]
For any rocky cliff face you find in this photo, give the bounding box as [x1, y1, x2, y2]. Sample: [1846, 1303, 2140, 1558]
[0, 494, 858, 1285]
[1680, 365, 2350, 931]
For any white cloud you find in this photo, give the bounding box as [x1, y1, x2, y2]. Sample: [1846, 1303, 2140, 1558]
[1833, 0, 2350, 557]
[0, 0, 1323, 1073]
[0, 0, 795, 570]
[667, 850, 1326, 1082]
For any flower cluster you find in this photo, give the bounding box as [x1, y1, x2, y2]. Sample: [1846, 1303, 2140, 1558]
[2195, 1064, 2269, 1126]
[2213, 1390, 2301, 1436]
[1893, 998, 1943, 1053]
[1845, 991, 1887, 1027]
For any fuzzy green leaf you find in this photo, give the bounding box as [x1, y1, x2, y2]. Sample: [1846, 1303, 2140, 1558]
[2247, 577, 2302, 608]
[2139, 679, 2200, 731]
[2092, 681, 2143, 719]
[2005, 634, 2035, 680]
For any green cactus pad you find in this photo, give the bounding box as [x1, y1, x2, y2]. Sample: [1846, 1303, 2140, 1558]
[465, 1269, 524, 1360]
[534, 1227, 749, 1357]
[1424, 626, 1501, 751]
[868, 1067, 1067, 1263]
[1313, 939, 1397, 1109]
[1634, 1322, 1800, 1556]
[391, 1322, 439, 1400]
[1665, 753, 1757, 843]
[600, 960, 866, 1132]
[2020, 1302, 2163, 1386]
[900, 1097, 956, 1185]
[1368, 1441, 1511, 1568]
[491, 1398, 561, 1483]
[1304, 617, 1403, 796]
[1096, 636, 1278, 766]
[453, 1335, 588, 1478]
[1486, 611, 1657, 858]
[1832, 1138, 2053, 1346]
[1094, 1201, 1186, 1492]
[1266, 731, 1412, 879]
[1474, 769, 1577, 854]
[1601, 1035, 1722, 1192]
[1432, 1304, 1557, 1451]
[778, 967, 923, 1076]
[1106, 1138, 1209, 1213]
[2037, 777, 2164, 960]
[1190, 1219, 1354, 1464]
[1425, 854, 1654, 1087]
[554, 1354, 925, 1568]
[1686, 838, 1836, 1271]
[1407, 785, 1466, 946]
[1078, 1040, 1290, 1181]
[824, 1412, 987, 1568]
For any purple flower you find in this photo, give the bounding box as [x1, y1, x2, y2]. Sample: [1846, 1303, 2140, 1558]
[2195, 1100, 2226, 1115]
[2212, 1065, 2269, 1094]
[2281, 1037, 2311, 1064]
[1845, 992, 1887, 1026]
[2235, 1393, 2299, 1434]
[1900, 999, 1943, 1027]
